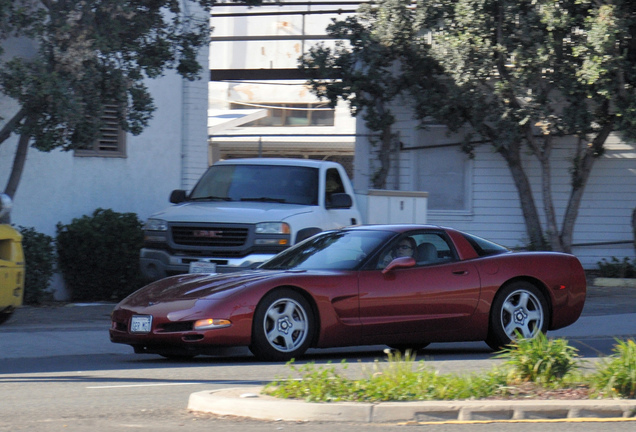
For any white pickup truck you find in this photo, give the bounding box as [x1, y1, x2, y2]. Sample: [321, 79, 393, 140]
[140, 158, 362, 280]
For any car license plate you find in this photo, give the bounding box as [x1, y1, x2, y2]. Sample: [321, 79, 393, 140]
[189, 261, 217, 274]
[130, 315, 152, 333]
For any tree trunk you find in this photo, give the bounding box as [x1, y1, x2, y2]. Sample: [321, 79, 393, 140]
[0, 108, 26, 147]
[531, 135, 561, 251]
[499, 144, 546, 250]
[372, 126, 393, 189]
[4, 114, 35, 199]
[370, 99, 394, 189]
[560, 126, 612, 254]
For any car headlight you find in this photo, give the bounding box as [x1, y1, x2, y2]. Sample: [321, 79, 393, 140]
[255, 222, 290, 234]
[145, 218, 168, 231]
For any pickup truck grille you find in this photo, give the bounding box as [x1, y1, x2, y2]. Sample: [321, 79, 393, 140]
[171, 226, 249, 247]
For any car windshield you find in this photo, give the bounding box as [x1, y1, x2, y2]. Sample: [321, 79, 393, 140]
[189, 164, 319, 205]
[260, 230, 394, 271]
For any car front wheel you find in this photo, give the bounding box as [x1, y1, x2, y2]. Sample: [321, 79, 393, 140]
[486, 282, 549, 351]
[249, 289, 315, 362]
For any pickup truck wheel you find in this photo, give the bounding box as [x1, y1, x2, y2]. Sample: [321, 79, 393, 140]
[486, 282, 549, 351]
[250, 289, 314, 362]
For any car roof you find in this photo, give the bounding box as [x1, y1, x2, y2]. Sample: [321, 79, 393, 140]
[344, 224, 446, 233]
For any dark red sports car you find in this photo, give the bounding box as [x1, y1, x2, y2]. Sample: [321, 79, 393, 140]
[110, 225, 586, 361]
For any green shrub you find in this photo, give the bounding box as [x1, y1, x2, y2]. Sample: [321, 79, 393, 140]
[597, 257, 635, 278]
[265, 351, 511, 402]
[56, 208, 145, 302]
[495, 333, 581, 385]
[17, 226, 55, 305]
[591, 338, 636, 398]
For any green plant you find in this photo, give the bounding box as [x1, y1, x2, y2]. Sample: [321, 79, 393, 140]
[496, 333, 581, 385]
[265, 350, 512, 402]
[597, 257, 635, 278]
[591, 339, 636, 398]
[56, 208, 145, 302]
[265, 360, 354, 402]
[17, 226, 55, 305]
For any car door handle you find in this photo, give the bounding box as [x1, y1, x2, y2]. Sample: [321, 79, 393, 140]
[452, 270, 469, 275]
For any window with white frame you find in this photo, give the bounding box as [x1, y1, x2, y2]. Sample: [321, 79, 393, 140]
[74, 105, 126, 157]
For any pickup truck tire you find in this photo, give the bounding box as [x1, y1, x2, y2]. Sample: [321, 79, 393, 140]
[250, 288, 315, 361]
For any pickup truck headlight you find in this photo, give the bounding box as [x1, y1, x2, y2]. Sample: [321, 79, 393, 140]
[255, 222, 291, 246]
[145, 218, 168, 231]
[255, 222, 290, 234]
[144, 218, 168, 244]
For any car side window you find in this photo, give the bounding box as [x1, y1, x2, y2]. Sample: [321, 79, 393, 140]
[377, 236, 417, 269]
[373, 231, 457, 269]
[410, 232, 456, 265]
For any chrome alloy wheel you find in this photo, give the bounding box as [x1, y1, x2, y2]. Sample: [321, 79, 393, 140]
[500, 288, 545, 339]
[263, 297, 309, 353]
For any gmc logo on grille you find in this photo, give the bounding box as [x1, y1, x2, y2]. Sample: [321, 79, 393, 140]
[193, 230, 223, 238]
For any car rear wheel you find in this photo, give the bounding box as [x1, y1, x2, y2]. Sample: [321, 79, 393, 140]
[249, 289, 315, 362]
[486, 282, 549, 351]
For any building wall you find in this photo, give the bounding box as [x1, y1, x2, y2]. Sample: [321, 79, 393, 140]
[355, 116, 636, 269]
[1, 70, 208, 241]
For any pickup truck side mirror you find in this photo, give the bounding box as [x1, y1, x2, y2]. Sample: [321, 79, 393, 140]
[170, 190, 188, 204]
[326, 193, 353, 209]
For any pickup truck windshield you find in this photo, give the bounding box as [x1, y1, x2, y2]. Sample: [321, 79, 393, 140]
[190, 165, 319, 205]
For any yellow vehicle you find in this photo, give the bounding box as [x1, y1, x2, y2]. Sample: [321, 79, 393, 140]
[0, 195, 24, 324]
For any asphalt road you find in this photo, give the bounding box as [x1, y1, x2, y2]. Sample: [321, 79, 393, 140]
[0, 284, 635, 431]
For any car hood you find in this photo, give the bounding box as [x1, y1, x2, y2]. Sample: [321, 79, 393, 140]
[149, 201, 314, 224]
[120, 270, 282, 307]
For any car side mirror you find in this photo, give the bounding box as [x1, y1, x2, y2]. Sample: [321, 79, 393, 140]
[170, 190, 188, 204]
[382, 256, 416, 274]
[326, 193, 353, 209]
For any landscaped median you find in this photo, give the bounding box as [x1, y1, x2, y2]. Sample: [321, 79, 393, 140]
[187, 387, 636, 423]
[188, 336, 636, 423]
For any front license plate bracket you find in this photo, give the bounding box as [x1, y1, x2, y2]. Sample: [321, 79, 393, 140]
[130, 315, 152, 334]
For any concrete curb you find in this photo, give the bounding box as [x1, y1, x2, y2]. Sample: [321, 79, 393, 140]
[594, 278, 636, 288]
[188, 386, 636, 423]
